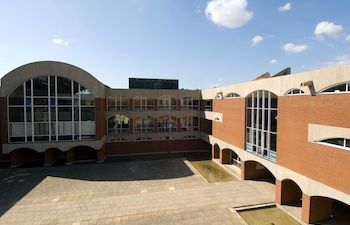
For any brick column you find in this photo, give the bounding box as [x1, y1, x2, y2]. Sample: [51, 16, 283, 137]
[176, 99, 181, 111]
[129, 118, 133, 134]
[154, 118, 158, 133]
[221, 149, 230, 164]
[97, 145, 106, 163]
[154, 99, 158, 111]
[176, 118, 181, 132]
[65, 149, 75, 165]
[275, 179, 283, 205]
[129, 99, 133, 111]
[302, 194, 332, 224]
[44, 149, 57, 166]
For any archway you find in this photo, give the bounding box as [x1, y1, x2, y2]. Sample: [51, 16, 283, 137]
[212, 144, 220, 159]
[66, 146, 97, 165]
[303, 196, 350, 224]
[242, 160, 275, 184]
[10, 148, 44, 167]
[221, 148, 241, 168]
[279, 179, 302, 206]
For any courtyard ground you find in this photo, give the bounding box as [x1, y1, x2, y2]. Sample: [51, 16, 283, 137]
[0, 153, 275, 225]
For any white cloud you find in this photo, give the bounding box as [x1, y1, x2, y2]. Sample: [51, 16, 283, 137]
[314, 21, 343, 39]
[278, 3, 291, 12]
[326, 55, 350, 66]
[205, 0, 253, 29]
[345, 35, 350, 42]
[270, 59, 278, 64]
[283, 43, 308, 53]
[251, 35, 263, 46]
[52, 37, 70, 46]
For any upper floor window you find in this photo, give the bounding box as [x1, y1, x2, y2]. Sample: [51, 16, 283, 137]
[133, 97, 154, 111]
[108, 96, 129, 111]
[286, 89, 305, 95]
[318, 138, 350, 150]
[8, 75, 95, 143]
[246, 90, 278, 162]
[157, 96, 177, 111]
[181, 97, 199, 110]
[320, 82, 350, 94]
[205, 100, 212, 111]
[225, 92, 240, 98]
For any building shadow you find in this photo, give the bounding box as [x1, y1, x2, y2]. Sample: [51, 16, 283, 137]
[0, 152, 210, 217]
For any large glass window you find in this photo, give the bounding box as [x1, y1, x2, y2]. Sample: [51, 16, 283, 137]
[246, 90, 278, 162]
[225, 92, 240, 98]
[8, 75, 95, 142]
[286, 89, 304, 95]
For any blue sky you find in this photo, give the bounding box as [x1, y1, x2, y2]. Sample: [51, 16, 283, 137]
[1, 0, 350, 89]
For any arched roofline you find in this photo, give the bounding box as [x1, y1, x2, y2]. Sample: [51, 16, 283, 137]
[1, 61, 106, 98]
[246, 89, 278, 98]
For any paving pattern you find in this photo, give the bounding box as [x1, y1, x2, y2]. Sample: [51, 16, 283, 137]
[0, 158, 275, 225]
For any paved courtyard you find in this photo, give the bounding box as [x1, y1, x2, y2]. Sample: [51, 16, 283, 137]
[0, 156, 275, 225]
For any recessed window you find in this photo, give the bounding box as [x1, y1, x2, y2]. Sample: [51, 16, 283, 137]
[321, 82, 350, 94]
[286, 89, 304, 95]
[318, 138, 350, 150]
[225, 92, 240, 98]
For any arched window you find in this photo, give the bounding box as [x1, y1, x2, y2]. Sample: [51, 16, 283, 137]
[133, 96, 154, 111]
[225, 92, 240, 98]
[157, 96, 177, 110]
[134, 116, 154, 133]
[215, 92, 223, 99]
[246, 90, 278, 162]
[108, 115, 129, 135]
[286, 89, 304, 95]
[318, 138, 350, 150]
[181, 96, 199, 110]
[158, 115, 177, 132]
[320, 82, 350, 94]
[8, 75, 95, 142]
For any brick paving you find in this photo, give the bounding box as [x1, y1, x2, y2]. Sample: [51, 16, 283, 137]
[0, 158, 275, 225]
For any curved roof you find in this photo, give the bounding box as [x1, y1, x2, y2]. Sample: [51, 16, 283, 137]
[0, 61, 106, 98]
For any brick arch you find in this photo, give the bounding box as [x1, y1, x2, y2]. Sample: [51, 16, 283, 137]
[242, 160, 276, 183]
[66, 146, 98, 165]
[221, 148, 242, 165]
[10, 148, 44, 167]
[212, 143, 220, 159]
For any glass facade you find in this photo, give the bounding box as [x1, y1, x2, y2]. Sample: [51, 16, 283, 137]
[246, 90, 278, 162]
[8, 75, 95, 142]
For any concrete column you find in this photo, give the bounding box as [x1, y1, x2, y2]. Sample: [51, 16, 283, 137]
[44, 149, 57, 166]
[10, 150, 25, 168]
[97, 145, 106, 163]
[65, 149, 75, 165]
[302, 194, 332, 224]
